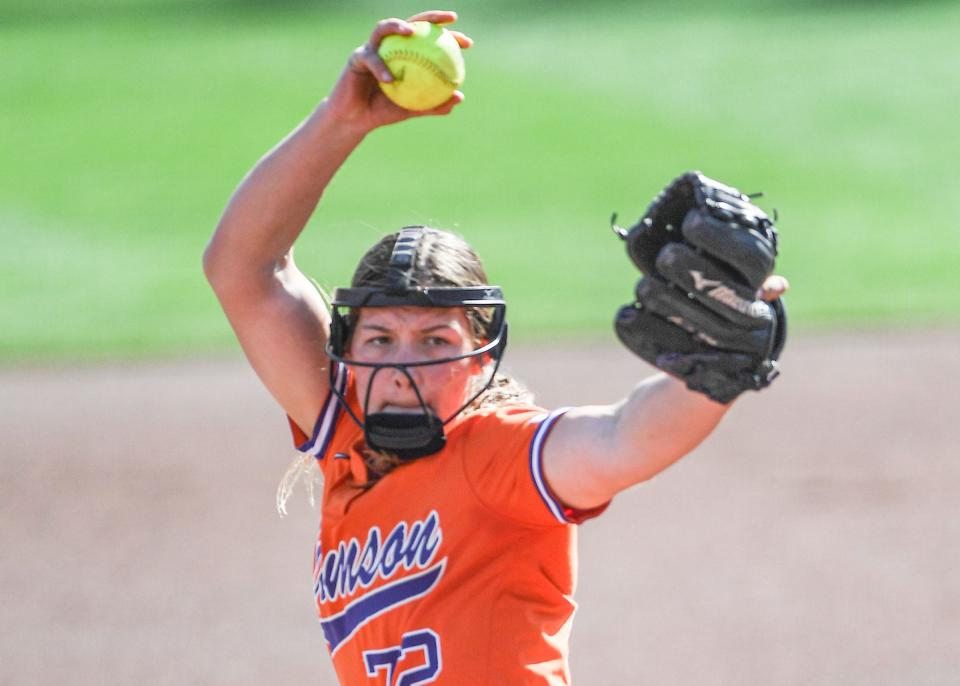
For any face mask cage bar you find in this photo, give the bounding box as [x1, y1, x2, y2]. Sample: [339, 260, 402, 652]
[324, 285, 509, 460]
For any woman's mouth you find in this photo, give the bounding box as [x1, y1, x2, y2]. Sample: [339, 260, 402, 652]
[379, 404, 429, 414]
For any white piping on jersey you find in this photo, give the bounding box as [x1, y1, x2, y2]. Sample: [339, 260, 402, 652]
[529, 407, 572, 525]
[300, 363, 348, 459]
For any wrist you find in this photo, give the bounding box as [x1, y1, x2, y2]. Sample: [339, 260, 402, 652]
[303, 99, 370, 149]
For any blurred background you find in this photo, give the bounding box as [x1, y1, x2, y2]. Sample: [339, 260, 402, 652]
[3, 0, 958, 362]
[2, 1, 959, 684]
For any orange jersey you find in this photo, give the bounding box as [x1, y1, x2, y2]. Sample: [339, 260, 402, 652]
[288, 365, 608, 685]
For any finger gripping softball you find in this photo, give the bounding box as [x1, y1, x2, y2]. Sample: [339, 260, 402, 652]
[613, 171, 787, 403]
[377, 21, 465, 111]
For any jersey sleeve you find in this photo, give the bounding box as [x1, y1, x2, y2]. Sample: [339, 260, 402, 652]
[286, 363, 349, 461]
[461, 406, 609, 527]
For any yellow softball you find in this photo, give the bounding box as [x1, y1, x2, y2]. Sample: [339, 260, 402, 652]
[378, 21, 465, 111]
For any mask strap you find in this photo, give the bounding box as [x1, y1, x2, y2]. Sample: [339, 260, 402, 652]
[387, 226, 425, 294]
[440, 341, 505, 424]
[363, 364, 441, 429]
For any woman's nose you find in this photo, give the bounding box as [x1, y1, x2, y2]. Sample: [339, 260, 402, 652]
[389, 365, 415, 390]
[387, 348, 421, 388]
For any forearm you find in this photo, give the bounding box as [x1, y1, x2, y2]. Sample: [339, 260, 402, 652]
[204, 100, 367, 288]
[545, 373, 732, 509]
[606, 373, 730, 487]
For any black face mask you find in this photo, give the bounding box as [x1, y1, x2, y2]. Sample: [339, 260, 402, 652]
[364, 411, 447, 461]
[325, 226, 509, 462]
[326, 321, 507, 461]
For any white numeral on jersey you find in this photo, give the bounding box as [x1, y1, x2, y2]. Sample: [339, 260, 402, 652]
[363, 629, 442, 685]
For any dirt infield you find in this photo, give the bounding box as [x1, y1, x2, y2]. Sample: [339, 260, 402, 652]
[2, 330, 958, 685]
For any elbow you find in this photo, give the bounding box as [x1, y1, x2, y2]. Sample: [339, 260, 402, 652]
[202, 232, 250, 300]
[202, 223, 251, 290]
[202, 232, 287, 304]
[202, 238, 229, 293]
[201, 240, 217, 283]
[201, 237, 224, 289]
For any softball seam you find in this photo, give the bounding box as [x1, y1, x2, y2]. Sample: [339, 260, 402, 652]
[381, 50, 459, 88]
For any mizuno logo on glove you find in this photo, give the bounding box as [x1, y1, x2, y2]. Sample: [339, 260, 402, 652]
[689, 270, 723, 291]
[689, 270, 767, 318]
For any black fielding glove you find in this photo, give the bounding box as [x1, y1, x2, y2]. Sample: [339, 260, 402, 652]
[613, 171, 787, 404]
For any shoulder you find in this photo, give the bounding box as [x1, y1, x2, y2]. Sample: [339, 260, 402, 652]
[453, 403, 583, 525]
[458, 403, 551, 433]
[453, 402, 572, 456]
[453, 403, 560, 451]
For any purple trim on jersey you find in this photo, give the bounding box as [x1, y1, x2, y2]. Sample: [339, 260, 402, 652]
[321, 560, 446, 656]
[297, 363, 348, 461]
[529, 407, 572, 525]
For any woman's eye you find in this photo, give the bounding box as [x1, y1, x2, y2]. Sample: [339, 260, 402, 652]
[426, 336, 452, 347]
[368, 336, 391, 346]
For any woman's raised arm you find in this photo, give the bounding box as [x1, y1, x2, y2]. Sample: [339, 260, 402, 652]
[202, 11, 470, 434]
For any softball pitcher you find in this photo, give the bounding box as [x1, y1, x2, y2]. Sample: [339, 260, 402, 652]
[204, 10, 788, 685]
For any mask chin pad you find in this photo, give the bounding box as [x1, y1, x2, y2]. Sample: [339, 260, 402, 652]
[364, 411, 447, 461]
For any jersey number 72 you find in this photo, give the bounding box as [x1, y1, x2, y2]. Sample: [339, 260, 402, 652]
[362, 629, 442, 685]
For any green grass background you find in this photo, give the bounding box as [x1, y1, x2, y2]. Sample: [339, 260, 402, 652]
[2, 0, 959, 362]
